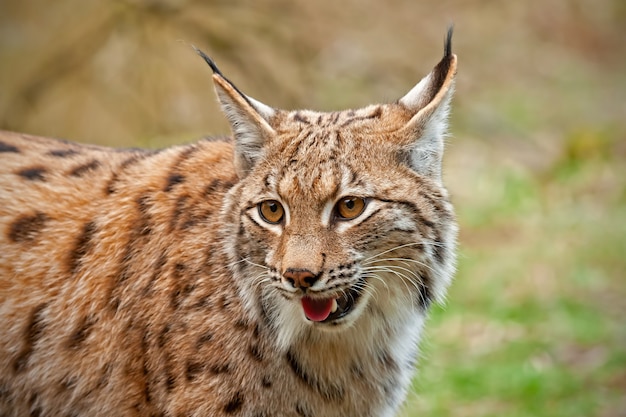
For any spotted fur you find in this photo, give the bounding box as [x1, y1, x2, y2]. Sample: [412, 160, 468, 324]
[0, 31, 458, 417]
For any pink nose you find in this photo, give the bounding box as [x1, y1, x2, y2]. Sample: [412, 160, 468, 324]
[283, 269, 319, 289]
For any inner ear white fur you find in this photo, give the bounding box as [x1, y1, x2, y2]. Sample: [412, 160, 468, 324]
[393, 28, 457, 182]
[212, 74, 276, 177]
[399, 73, 432, 111]
[397, 53, 457, 182]
[248, 96, 276, 121]
[405, 85, 454, 182]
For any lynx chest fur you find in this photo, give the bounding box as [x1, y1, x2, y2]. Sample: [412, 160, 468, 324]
[0, 32, 458, 417]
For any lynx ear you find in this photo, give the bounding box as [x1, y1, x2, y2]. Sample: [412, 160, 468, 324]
[195, 47, 276, 177]
[397, 27, 457, 181]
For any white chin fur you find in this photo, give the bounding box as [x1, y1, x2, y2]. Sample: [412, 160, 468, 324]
[271, 288, 375, 351]
[259, 270, 428, 354]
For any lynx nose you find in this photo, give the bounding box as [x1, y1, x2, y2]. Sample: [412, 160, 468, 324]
[283, 268, 319, 290]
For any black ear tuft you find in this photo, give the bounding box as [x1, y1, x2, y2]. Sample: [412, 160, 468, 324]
[194, 45, 257, 109]
[192, 46, 224, 76]
[444, 25, 454, 58]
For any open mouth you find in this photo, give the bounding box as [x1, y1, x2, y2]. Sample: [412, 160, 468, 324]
[300, 278, 365, 323]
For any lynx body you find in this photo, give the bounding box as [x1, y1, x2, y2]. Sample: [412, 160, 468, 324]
[0, 32, 457, 417]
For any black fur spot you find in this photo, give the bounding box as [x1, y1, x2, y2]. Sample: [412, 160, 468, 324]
[170, 195, 188, 231]
[416, 272, 432, 309]
[224, 392, 244, 414]
[205, 179, 236, 195]
[120, 154, 144, 169]
[164, 173, 185, 192]
[48, 149, 79, 158]
[27, 392, 40, 411]
[13, 303, 47, 373]
[249, 344, 264, 362]
[170, 264, 196, 309]
[209, 363, 231, 375]
[67, 315, 95, 349]
[96, 362, 113, 389]
[138, 334, 152, 403]
[191, 294, 213, 310]
[111, 246, 133, 299]
[296, 403, 313, 417]
[143, 384, 152, 406]
[378, 350, 398, 371]
[170, 283, 191, 310]
[186, 361, 204, 381]
[109, 297, 120, 312]
[142, 252, 167, 295]
[235, 318, 249, 330]
[261, 375, 272, 388]
[157, 324, 171, 349]
[105, 173, 119, 195]
[350, 362, 364, 378]
[0, 141, 19, 153]
[368, 107, 383, 119]
[17, 167, 46, 181]
[339, 107, 383, 128]
[432, 234, 446, 264]
[135, 194, 153, 236]
[418, 212, 436, 229]
[106, 154, 147, 194]
[69, 159, 100, 177]
[173, 261, 185, 276]
[220, 294, 232, 310]
[68, 221, 97, 274]
[60, 375, 78, 391]
[165, 372, 176, 392]
[418, 190, 447, 216]
[179, 216, 198, 230]
[204, 179, 224, 195]
[162, 349, 177, 393]
[293, 112, 309, 124]
[196, 331, 213, 349]
[27, 307, 47, 342]
[7, 212, 49, 243]
[161, 145, 198, 193]
[136, 193, 151, 215]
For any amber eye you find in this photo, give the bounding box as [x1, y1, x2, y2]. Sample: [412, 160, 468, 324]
[258, 200, 285, 224]
[335, 197, 366, 220]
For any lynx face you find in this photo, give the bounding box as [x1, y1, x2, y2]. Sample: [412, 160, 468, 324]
[202, 38, 458, 348]
[229, 110, 453, 336]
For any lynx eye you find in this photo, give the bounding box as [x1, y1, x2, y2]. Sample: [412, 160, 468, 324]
[258, 200, 285, 224]
[335, 197, 366, 220]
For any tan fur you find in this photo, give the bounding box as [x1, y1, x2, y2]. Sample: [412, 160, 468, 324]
[0, 35, 458, 417]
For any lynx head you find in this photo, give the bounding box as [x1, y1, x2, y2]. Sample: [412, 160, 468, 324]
[198, 29, 457, 348]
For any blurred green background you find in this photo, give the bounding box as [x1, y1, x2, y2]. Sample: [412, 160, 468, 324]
[1, 1, 624, 416]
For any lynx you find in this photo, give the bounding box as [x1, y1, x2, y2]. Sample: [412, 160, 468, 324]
[0, 29, 457, 417]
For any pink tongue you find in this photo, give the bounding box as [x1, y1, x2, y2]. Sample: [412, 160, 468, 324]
[301, 297, 334, 322]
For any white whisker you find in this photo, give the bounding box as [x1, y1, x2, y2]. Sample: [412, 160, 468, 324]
[362, 242, 426, 263]
[363, 264, 423, 282]
[363, 256, 435, 273]
[243, 258, 270, 270]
